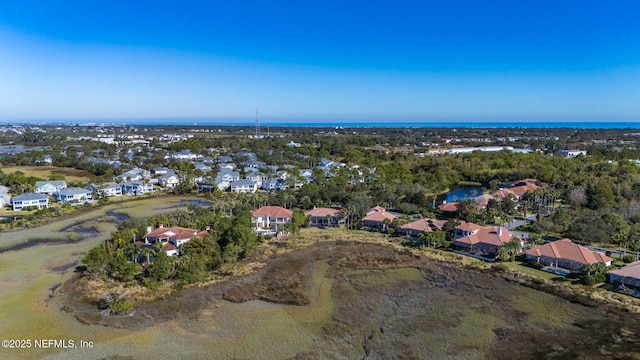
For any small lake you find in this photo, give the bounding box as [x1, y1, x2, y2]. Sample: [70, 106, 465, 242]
[441, 186, 483, 203]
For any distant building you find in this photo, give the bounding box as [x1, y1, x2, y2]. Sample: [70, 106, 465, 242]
[252, 206, 293, 230]
[54, 187, 93, 204]
[304, 207, 343, 227]
[555, 149, 587, 158]
[11, 193, 49, 211]
[86, 182, 122, 197]
[34, 181, 67, 195]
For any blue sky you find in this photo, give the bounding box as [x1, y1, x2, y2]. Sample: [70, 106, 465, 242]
[0, 1, 639, 123]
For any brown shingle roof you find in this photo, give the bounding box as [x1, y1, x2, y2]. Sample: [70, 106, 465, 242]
[252, 206, 293, 218]
[524, 239, 613, 265]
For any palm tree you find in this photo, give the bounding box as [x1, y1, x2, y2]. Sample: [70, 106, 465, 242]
[124, 243, 141, 263]
[140, 247, 157, 265]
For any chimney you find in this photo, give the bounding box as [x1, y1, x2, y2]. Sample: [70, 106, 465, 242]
[205, 225, 211, 231]
[159, 224, 164, 228]
[497, 227, 503, 236]
[146, 226, 152, 234]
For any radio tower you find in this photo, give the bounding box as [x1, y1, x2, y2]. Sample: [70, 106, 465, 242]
[255, 107, 261, 138]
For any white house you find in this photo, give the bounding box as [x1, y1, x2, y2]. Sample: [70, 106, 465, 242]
[11, 193, 49, 211]
[54, 187, 93, 204]
[159, 171, 180, 188]
[230, 179, 258, 193]
[87, 182, 122, 197]
[121, 181, 154, 196]
[116, 167, 150, 182]
[35, 181, 67, 195]
[215, 170, 240, 191]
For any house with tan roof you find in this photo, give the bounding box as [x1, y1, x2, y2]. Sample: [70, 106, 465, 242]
[252, 206, 293, 230]
[360, 206, 397, 231]
[397, 218, 446, 237]
[453, 222, 518, 258]
[304, 207, 343, 227]
[142, 225, 209, 254]
[524, 238, 613, 271]
[609, 260, 640, 291]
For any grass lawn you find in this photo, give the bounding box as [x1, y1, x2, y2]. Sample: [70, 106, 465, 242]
[1, 165, 96, 184]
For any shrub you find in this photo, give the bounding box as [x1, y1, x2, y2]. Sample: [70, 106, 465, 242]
[583, 275, 596, 286]
[623, 254, 635, 264]
[109, 298, 134, 315]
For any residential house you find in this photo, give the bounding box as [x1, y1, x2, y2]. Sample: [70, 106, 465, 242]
[230, 179, 258, 193]
[35, 180, 67, 195]
[197, 178, 216, 192]
[360, 206, 397, 231]
[245, 172, 264, 187]
[122, 181, 154, 196]
[524, 238, 613, 272]
[152, 167, 171, 176]
[287, 141, 301, 147]
[555, 149, 587, 158]
[438, 201, 460, 213]
[11, 193, 49, 211]
[215, 169, 240, 191]
[87, 182, 122, 197]
[159, 171, 180, 188]
[609, 260, 640, 291]
[54, 187, 93, 204]
[397, 218, 447, 237]
[262, 178, 285, 192]
[453, 222, 518, 258]
[165, 150, 203, 160]
[116, 167, 150, 182]
[252, 206, 293, 230]
[217, 163, 237, 171]
[304, 207, 343, 227]
[142, 225, 209, 255]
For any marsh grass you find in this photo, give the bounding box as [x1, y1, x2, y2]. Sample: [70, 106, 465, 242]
[1, 166, 96, 184]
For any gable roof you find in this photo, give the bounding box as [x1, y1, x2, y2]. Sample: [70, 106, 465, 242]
[304, 207, 343, 218]
[524, 238, 613, 265]
[252, 206, 293, 218]
[12, 193, 49, 201]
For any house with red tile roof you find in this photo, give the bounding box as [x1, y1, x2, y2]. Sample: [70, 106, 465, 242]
[524, 238, 613, 271]
[252, 205, 293, 230]
[490, 188, 518, 200]
[360, 206, 397, 231]
[397, 218, 447, 237]
[437, 201, 460, 213]
[453, 222, 518, 257]
[509, 183, 540, 198]
[142, 225, 209, 255]
[304, 207, 343, 227]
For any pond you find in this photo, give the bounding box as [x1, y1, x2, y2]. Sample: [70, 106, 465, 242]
[440, 186, 483, 203]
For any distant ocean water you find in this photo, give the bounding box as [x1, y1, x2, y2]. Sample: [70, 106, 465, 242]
[13, 119, 640, 129]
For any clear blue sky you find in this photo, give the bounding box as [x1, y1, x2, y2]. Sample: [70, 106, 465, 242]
[1, 1, 639, 123]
